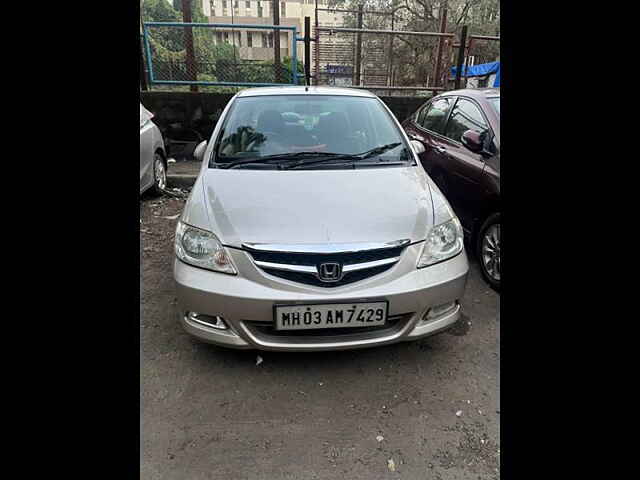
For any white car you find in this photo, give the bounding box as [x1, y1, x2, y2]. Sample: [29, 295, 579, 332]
[140, 102, 167, 195]
[173, 86, 469, 352]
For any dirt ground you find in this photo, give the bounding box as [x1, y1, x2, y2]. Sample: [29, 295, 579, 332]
[140, 191, 500, 480]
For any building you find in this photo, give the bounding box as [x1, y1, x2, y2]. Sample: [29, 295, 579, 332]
[201, 0, 344, 62]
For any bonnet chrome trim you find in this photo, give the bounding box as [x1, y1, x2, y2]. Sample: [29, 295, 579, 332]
[242, 239, 411, 254]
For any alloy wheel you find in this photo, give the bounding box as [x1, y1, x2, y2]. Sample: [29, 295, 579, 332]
[154, 156, 166, 191]
[481, 223, 500, 282]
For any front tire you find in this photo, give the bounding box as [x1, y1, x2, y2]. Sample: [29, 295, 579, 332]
[152, 153, 167, 195]
[476, 213, 500, 291]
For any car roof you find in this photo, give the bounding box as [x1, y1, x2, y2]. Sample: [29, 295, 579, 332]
[236, 86, 377, 98]
[438, 88, 500, 99]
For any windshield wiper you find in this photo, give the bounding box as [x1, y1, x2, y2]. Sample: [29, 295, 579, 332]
[285, 143, 403, 170]
[358, 142, 403, 160]
[217, 143, 404, 170]
[217, 151, 345, 169]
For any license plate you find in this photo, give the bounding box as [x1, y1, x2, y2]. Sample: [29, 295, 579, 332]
[275, 301, 388, 331]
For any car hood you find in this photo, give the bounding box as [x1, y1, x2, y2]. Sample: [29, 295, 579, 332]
[193, 167, 434, 248]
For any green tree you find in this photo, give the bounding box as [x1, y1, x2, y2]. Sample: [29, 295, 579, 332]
[283, 56, 304, 82]
[143, 0, 237, 84]
[142, 0, 184, 52]
[142, 0, 307, 88]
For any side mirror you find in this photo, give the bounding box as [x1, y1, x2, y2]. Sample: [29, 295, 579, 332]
[410, 140, 425, 155]
[193, 140, 208, 162]
[461, 130, 484, 153]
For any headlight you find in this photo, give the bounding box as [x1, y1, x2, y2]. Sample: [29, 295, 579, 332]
[417, 217, 464, 268]
[140, 105, 153, 129]
[175, 222, 237, 274]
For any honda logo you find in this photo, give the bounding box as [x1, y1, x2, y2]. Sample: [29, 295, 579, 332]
[317, 262, 343, 282]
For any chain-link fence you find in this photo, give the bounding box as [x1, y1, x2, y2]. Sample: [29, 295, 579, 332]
[313, 7, 499, 97]
[313, 8, 454, 97]
[455, 35, 500, 89]
[315, 30, 453, 96]
[142, 22, 301, 87]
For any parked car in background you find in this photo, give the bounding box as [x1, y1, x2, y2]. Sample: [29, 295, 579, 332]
[402, 89, 500, 289]
[173, 86, 469, 351]
[140, 102, 167, 195]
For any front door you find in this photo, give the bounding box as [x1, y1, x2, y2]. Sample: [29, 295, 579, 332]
[405, 96, 455, 179]
[437, 97, 492, 230]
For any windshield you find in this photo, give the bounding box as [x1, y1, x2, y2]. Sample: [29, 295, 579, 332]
[211, 95, 410, 168]
[489, 97, 500, 115]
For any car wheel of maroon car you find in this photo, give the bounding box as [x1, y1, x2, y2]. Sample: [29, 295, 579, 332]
[477, 213, 500, 291]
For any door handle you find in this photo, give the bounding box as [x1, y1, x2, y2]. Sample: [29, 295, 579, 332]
[435, 145, 447, 153]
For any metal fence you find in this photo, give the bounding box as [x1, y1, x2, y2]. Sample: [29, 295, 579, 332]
[459, 34, 501, 88]
[140, 19, 499, 95]
[313, 7, 499, 97]
[315, 26, 454, 97]
[142, 22, 301, 87]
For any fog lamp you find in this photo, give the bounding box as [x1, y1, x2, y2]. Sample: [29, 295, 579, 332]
[186, 312, 228, 330]
[422, 301, 458, 322]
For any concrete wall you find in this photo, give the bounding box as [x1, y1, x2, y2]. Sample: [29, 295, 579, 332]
[140, 91, 426, 157]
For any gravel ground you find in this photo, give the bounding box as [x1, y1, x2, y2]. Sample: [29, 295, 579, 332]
[140, 191, 500, 480]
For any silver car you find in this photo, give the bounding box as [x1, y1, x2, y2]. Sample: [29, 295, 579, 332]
[140, 102, 167, 195]
[173, 87, 469, 351]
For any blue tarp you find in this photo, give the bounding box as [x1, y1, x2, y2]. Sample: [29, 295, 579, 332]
[451, 61, 500, 87]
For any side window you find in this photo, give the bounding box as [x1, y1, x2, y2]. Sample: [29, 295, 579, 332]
[420, 97, 453, 134]
[415, 102, 429, 125]
[444, 98, 489, 143]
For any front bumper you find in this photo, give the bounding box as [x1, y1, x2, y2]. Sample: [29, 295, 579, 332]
[174, 245, 469, 351]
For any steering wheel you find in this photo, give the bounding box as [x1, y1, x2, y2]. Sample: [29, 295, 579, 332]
[245, 131, 287, 154]
[262, 131, 284, 141]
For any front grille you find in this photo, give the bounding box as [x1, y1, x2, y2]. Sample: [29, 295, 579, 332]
[263, 264, 392, 288]
[248, 246, 406, 266]
[245, 243, 408, 287]
[244, 312, 414, 338]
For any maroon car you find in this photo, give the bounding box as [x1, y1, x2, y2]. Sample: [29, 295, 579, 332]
[403, 88, 500, 289]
